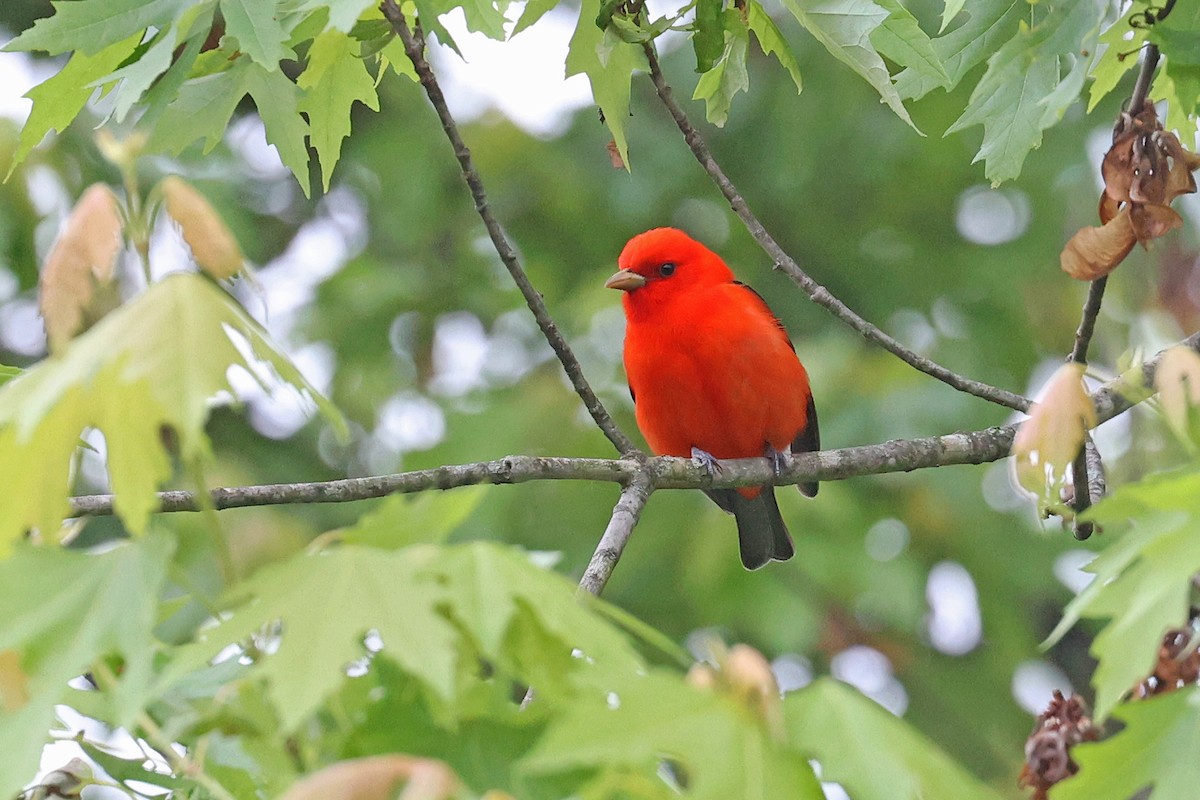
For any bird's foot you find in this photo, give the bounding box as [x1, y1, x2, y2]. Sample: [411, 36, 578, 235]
[764, 442, 790, 476]
[691, 446, 724, 477]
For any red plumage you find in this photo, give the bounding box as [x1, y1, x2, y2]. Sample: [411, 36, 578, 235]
[607, 228, 819, 569]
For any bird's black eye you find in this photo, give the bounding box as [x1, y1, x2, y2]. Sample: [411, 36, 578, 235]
[659, 263, 676, 277]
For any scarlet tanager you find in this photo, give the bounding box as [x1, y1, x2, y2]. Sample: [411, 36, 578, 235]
[606, 228, 819, 570]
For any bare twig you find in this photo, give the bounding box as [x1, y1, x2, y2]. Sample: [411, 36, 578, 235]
[1066, 42, 1162, 534]
[66, 330, 1199, 518]
[378, 0, 639, 456]
[579, 470, 654, 596]
[640, 43, 1031, 413]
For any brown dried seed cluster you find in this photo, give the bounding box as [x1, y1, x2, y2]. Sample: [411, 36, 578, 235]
[1018, 690, 1098, 800]
[1132, 628, 1200, 700]
[1061, 102, 1200, 281]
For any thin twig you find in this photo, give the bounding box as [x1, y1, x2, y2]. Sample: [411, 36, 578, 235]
[579, 470, 654, 596]
[1066, 42, 1162, 534]
[640, 43, 1031, 413]
[379, 0, 639, 456]
[66, 329, 1199, 517]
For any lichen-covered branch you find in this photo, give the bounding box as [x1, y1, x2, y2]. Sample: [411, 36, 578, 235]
[66, 329, 1198, 519]
[579, 470, 654, 596]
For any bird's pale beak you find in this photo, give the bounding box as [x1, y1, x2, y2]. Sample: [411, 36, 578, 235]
[605, 269, 647, 291]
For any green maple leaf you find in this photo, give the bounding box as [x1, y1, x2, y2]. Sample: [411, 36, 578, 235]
[220, 0, 290, 67]
[566, 0, 646, 169]
[780, 0, 919, 132]
[693, 10, 750, 127]
[521, 670, 824, 799]
[871, 0, 949, 90]
[1052, 688, 1200, 800]
[161, 541, 648, 732]
[945, 0, 1105, 185]
[1045, 468, 1200, 720]
[895, 0, 1022, 101]
[1088, 1, 1151, 112]
[5, 0, 187, 56]
[785, 679, 1006, 800]
[299, 29, 381, 192]
[0, 272, 343, 552]
[6, 35, 141, 177]
[0, 535, 173, 797]
[747, 0, 802, 93]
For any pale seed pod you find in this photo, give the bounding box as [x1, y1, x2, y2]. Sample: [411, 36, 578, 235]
[39, 183, 123, 354]
[161, 176, 244, 280]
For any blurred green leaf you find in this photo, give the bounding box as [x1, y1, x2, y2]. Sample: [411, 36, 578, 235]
[522, 670, 824, 799]
[1046, 469, 1200, 719]
[0, 535, 173, 797]
[338, 486, 487, 548]
[785, 678, 1006, 800]
[1051, 688, 1200, 800]
[0, 272, 342, 550]
[164, 542, 645, 730]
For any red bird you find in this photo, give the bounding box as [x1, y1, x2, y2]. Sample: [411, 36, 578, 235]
[606, 228, 818, 569]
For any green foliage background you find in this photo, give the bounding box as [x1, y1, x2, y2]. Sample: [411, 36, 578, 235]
[1, 0, 1200, 797]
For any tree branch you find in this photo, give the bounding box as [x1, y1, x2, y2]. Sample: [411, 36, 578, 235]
[1066, 42, 1162, 534]
[639, 43, 1031, 413]
[579, 470, 654, 596]
[378, 0, 639, 456]
[67, 330, 1198, 518]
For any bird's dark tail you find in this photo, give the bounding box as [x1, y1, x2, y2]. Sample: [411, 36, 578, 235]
[704, 487, 794, 570]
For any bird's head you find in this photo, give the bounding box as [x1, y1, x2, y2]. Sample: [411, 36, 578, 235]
[605, 228, 735, 304]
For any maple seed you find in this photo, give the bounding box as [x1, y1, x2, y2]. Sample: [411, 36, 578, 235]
[1011, 363, 1097, 517]
[1153, 346, 1200, 442]
[1061, 102, 1200, 280]
[161, 176, 245, 280]
[39, 183, 124, 354]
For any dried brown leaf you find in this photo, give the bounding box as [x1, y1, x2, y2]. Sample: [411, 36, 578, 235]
[1102, 133, 1136, 203]
[1060, 206, 1136, 280]
[161, 176, 244, 280]
[1130, 202, 1183, 242]
[1098, 192, 1121, 225]
[278, 755, 460, 800]
[1012, 363, 1097, 513]
[39, 184, 123, 353]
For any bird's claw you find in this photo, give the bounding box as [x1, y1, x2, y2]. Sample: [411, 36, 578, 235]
[764, 442, 790, 476]
[691, 446, 724, 476]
